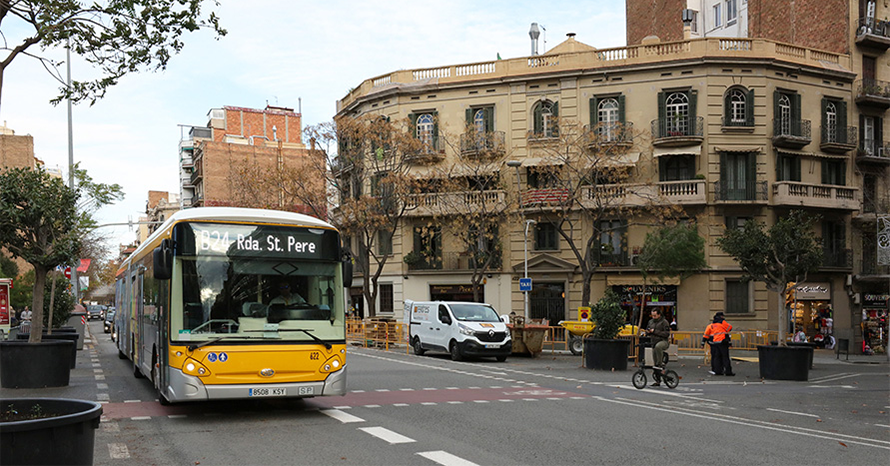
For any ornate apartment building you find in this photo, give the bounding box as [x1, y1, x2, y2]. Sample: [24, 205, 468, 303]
[337, 23, 887, 351]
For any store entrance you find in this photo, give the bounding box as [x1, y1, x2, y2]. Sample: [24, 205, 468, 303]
[530, 283, 564, 325]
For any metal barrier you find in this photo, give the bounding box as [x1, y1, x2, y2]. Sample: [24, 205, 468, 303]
[346, 319, 781, 359]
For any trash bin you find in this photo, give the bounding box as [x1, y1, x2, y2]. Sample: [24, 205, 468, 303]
[66, 312, 86, 350]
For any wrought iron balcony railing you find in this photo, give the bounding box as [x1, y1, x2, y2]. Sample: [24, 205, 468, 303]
[650, 116, 704, 140]
[714, 180, 768, 202]
[460, 131, 506, 157]
[820, 124, 857, 151]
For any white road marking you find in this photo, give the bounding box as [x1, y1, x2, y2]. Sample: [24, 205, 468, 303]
[417, 450, 480, 466]
[359, 427, 415, 444]
[375, 389, 390, 392]
[333, 406, 351, 410]
[766, 408, 821, 418]
[96, 383, 108, 389]
[472, 400, 489, 404]
[167, 414, 187, 419]
[421, 402, 437, 406]
[363, 404, 381, 408]
[93, 369, 103, 373]
[108, 443, 130, 459]
[130, 416, 151, 421]
[123, 400, 141, 403]
[393, 403, 409, 407]
[447, 401, 463, 404]
[94, 375, 105, 381]
[811, 373, 863, 384]
[101, 421, 120, 432]
[321, 409, 365, 424]
[96, 393, 110, 401]
[874, 424, 890, 428]
[399, 388, 415, 391]
[498, 399, 514, 402]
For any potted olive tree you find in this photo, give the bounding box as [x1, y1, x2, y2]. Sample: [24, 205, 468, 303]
[717, 211, 823, 381]
[583, 290, 631, 371]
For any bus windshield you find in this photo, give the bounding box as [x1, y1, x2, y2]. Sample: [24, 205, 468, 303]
[171, 222, 345, 343]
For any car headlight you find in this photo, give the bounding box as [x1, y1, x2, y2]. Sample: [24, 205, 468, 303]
[458, 324, 475, 336]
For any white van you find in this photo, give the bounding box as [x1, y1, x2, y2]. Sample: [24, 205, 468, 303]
[404, 300, 512, 362]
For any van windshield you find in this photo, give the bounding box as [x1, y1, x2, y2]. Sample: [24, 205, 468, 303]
[450, 304, 501, 322]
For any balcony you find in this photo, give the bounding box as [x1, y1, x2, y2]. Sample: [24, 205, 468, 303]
[657, 179, 707, 204]
[857, 140, 890, 165]
[405, 251, 502, 272]
[585, 122, 634, 148]
[820, 125, 857, 153]
[855, 17, 890, 50]
[772, 182, 859, 210]
[855, 79, 890, 110]
[596, 249, 630, 267]
[714, 180, 768, 203]
[650, 116, 704, 147]
[772, 119, 812, 149]
[405, 139, 445, 164]
[861, 243, 890, 276]
[190, 162, 203, 186]
[822, 248, 853, 269]
[520, 188, 570, 208]
[460, 131, 506, 159]
[405, 190, 507, 216]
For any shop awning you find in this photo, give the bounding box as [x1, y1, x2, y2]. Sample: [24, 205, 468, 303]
[775, 149, 847, 159]
[606, 276, 680, 286]
[653, 146, 701, 157]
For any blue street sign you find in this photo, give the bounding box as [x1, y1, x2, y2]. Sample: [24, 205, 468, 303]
[519, 278, 532, 292]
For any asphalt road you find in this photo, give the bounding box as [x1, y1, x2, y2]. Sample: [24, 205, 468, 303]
[3, 322, 887, 465]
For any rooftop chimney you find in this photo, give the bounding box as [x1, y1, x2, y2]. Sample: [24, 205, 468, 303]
[529, 23, 541, 56]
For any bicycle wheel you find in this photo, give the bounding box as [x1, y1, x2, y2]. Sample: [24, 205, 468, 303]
[662, 370, 680, 389]
[632, 370, 647, 389]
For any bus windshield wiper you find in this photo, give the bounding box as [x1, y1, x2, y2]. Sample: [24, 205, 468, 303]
[280, 328, 332, 350]
[187, 335, 266, 351]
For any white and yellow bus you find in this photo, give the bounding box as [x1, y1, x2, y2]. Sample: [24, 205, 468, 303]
[114, 207, 351, 404]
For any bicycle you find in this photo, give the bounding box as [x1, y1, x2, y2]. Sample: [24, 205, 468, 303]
[632, 338, 680, 389]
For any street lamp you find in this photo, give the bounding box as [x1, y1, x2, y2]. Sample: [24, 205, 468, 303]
[506, 160, 532, 320]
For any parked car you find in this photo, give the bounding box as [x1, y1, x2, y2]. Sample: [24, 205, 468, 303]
[104, 311, 115, 334]
[87, 305, 104, 321]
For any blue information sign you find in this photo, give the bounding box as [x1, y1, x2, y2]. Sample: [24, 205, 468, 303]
[519, 278, 532, 292]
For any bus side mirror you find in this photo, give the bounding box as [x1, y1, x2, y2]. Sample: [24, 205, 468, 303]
[341, 252, 353, 288]
[153, 239, 173, 280]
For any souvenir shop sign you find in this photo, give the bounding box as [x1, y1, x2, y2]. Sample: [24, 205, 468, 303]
[795, 283, 830, 300]
[863, 294, 890, 309]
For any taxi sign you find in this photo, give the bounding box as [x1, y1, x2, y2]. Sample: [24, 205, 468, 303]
[519, 278, 532, 292]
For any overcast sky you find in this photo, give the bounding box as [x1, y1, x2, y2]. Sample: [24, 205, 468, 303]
[2, 0, 626, 259]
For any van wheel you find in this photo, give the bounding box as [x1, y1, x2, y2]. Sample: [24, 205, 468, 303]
[413, 337, 426, 356]
[450, 342, 463, 361]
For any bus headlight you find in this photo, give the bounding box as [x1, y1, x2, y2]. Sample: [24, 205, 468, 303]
[321, 355, 343, 373]
[182, 358, 211, 377]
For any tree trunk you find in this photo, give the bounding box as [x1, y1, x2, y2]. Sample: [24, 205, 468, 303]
[29, 264, 47, 342]
[47, 273, 57, 335]
[579, 268, 593, 308]
[777, 284, 788, 346]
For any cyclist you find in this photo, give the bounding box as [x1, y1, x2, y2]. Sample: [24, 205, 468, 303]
[641, 308, 671, 385]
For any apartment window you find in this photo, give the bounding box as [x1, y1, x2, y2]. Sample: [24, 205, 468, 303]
[532, 100, 559, 138]
[725, 280, 750, 314]
[726, 0, 737, 24]
[690, 10, 699, 33]
[822, 98, 848, 145]
[860, 115, 883, 156]
[597, 220, 627, 266]
[821, 159, 846, 186]
[659, 155, 695, 181]
[714, 3, 723, 28]
[377, 230, 392, 256]
[776, 154, 801, 182]
[657, 89, 697, 137]
[724, 216, 752, 230]
[774, 90, 801, 137]
[822, 221, 847, 267]
[527, 167, 561, 189]
[379, 284, 394, 314]
[466, 106, 494, 134]
[863, 175, 878, 213]
[590, 95, 625, 141]
[412, 226, 442, 268]
[409, 111, 439, 152]
[724, 87, 754, 126]
[719, 151, 758, 200]
[534, 222, 559, 251]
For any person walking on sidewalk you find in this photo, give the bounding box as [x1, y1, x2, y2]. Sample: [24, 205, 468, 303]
[703, 312, 734, 376]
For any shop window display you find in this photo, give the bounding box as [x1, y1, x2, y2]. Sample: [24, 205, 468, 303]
[861, 294, 888, 355]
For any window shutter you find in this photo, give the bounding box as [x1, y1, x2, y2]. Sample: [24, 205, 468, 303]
[793, 156, 801, 182]
[746, 152, 756, 188]
[552, 101, 559, 117]
[465, 108, 473, 127]
[659, 157, 667, 182]
[773, 91, 780, 125]
[821, 98, 828, 132]
[589, 97, 598, 126]
[657, 91, 666, 135]
[776, 155, 783, 181]
[724, 90, 732, 125]
[618, 95, 626, 124]
[432, 111, 439, 149]
[484, 106, 494, 132]
[689, 89, 698, 119]
[821, 159, 829, 184]
[793, 93, 801, 121]
[533, 103, 543, 135]
[860, 114, 866, 147]
[877, 117, 884, 147]
[840, 161, 847, 186]
[409, 113, 418, 138]
[838, 101, 848, 136]
[746, 88, 755, 126]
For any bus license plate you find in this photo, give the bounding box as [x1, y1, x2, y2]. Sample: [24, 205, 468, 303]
[485, 344, 499, 349]
[249, 387, 286, 397]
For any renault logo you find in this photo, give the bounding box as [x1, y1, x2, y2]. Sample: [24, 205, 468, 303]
[260, 368, 275, 377]
[489, 329, 495, 338]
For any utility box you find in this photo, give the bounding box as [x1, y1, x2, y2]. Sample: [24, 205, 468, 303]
[67, 312, 86, 350]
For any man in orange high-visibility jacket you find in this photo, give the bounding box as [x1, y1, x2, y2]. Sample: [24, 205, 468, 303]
[703, 312, 734, 376]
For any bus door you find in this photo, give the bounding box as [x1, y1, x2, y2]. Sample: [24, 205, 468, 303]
[156, 279, 169, 393]
[131, 270, 143, 364]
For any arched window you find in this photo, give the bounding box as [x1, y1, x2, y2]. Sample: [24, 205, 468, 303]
[473, 109, 485, 135]
[532, 100, 558, 138]
[778, 94, 792, 135]
[665, 92, 689, 134]
[416, 113, 434, 151]
[729, 89, 746, 124]
[825, 101, 837, 143]
[598, 98, 620, 140]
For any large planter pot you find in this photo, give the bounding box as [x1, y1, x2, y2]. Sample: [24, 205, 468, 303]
[0, 398, 102, 465]
[786, 342, 817, 369]
[0, 341, 74, 388]
[16, 333, 79, 369]
[583, 337, 631, 371]
[757, 345, 812, 381]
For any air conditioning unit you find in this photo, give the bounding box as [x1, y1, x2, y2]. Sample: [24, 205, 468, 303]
[630, 254, 641, 266]
[878, 147, 884, 157]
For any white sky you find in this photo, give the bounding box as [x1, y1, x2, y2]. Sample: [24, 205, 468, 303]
[1, 0, 626, 259]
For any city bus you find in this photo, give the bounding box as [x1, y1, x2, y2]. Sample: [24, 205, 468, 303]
[114, 207, 352, 404]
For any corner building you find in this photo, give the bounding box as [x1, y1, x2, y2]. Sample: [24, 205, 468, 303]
[337, 32, 886, 352]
